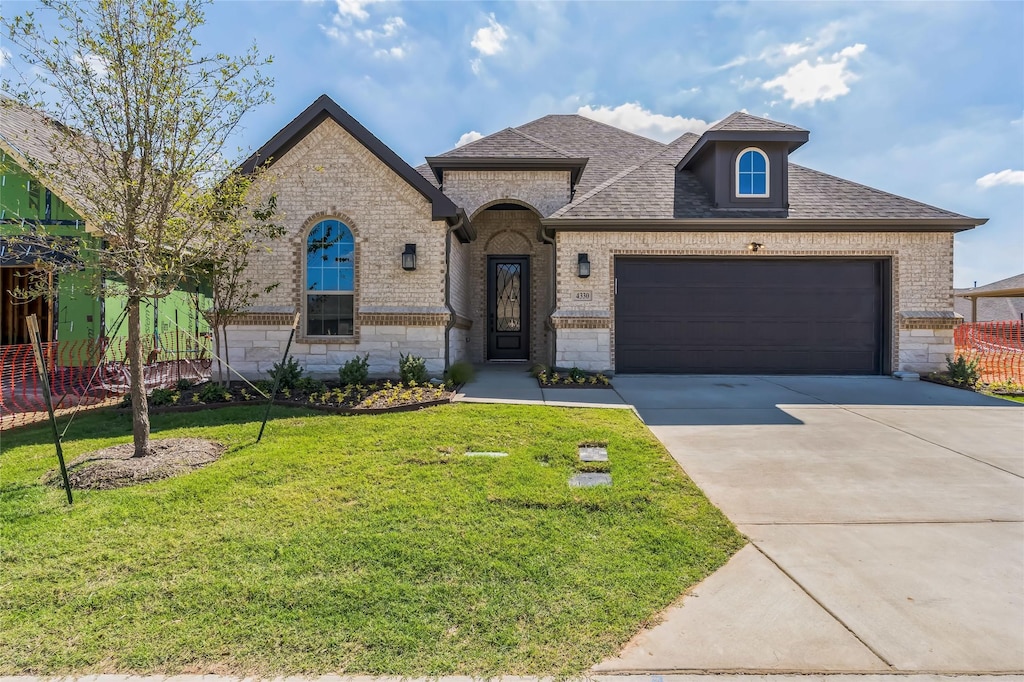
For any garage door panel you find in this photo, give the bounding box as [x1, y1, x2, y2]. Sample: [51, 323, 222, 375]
[614, 258, 886, 374]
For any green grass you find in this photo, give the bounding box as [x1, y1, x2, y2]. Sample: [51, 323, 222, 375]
[0, 404, 743, 676]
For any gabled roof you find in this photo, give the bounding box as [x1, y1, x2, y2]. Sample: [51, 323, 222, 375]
[708, 111, 808, 133]
[426, 114, 666, 197]
[677, 110, 809, 170]
[434, 128, 572, 159]
[241, 94, 459, 222]
[0, 98, 97, 223]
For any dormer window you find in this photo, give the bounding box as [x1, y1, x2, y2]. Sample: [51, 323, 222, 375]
[736, 148, 769, 197]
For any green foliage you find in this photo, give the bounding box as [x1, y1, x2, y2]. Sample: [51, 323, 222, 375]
[338, 353, 370, 385]
[444, 361, 475, 388]
[568, 367, 586, 382]
[148, 388, 179, 407]
[946, 354, 981, 387]
[267, 355, 304, 390]
[399, 353, 428, 385]
[294, 376, 326, 394]
[197, 381, 230, 403]
[175, 378, 194, 391]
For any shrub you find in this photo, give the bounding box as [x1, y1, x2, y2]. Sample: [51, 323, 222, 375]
[568, 367, 586, 382]
[175, 378, 194, 391]
[149, 388, 179, 406]
[267, 355, 304, 390]
[198, 381, 231, 403]
[444, 361, 475, 388]
[399, 353, 428, 385]
[295, 376, 326, 394]
[529, 363, 548, 378]
[339, 354, 370, 385]
[946, 354, 981, 387]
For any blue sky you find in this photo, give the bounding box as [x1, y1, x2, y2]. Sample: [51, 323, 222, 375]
[7, 1, 1024, 287]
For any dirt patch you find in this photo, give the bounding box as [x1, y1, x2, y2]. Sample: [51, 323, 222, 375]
[45, 438, 224, 490]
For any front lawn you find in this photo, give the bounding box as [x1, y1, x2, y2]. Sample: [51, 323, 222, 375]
[0, 404, 743, 676]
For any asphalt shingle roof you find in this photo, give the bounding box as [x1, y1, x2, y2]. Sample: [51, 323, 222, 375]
[708, 111, 808, 133]
[434, 127, 571, 159]
[423, 109, 979, 224]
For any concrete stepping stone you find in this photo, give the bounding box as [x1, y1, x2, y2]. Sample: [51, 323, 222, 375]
[570, 472, 612, 487]
[465, 451, 508, 457]
[578, 445, 608, 462]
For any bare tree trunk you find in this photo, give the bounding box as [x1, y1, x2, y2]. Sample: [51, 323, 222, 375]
[127, 294, 151, 457]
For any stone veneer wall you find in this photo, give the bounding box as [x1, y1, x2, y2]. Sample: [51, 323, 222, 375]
[227, 116, 451, 378]
[443, 170, 571, 217]
[467, 210, 553, 364]
[552, 229, 957, 373]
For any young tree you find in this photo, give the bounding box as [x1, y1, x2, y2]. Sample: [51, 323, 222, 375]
[2, 0, 272, 456]
[202, 173, 283, 387]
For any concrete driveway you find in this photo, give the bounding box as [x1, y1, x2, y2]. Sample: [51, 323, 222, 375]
[596, 376, 1024, 674]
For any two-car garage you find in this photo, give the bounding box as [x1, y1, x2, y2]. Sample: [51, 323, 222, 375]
[613, 258, 890, 374]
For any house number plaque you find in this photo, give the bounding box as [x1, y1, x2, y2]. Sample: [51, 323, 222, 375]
[574, 291, 592, 301]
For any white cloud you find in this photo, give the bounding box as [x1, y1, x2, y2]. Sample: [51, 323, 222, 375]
[471, 14, 508, 56]
[334, 0, 384, 22]
[470, 58, 482, 75]
[455, 131, 484, 147]
[576, 103, 710, 142]
[976, 169, 1024, 189]
[762, 43, 867, 107]
[0, 47, 10, 68]
[355, 16, 405, 45]
[718, 21, 847, 70]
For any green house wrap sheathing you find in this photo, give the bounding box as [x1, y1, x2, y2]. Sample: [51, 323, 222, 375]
[1, 152, 212, 350]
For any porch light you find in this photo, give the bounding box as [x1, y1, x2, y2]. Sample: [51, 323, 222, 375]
[577, 253, 590, 278]
[747, 241, 763, 253]
[402, 243, 417, 271]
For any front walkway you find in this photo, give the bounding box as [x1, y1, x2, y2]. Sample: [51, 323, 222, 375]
[455, 363, 630, 409]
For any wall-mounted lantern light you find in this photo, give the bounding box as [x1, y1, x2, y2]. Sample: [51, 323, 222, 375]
[747, 241, 763, 253]
[577, 253, 590, 278]
[402, 243, 417, 271]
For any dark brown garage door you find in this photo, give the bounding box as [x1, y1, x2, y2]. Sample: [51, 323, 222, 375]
[615, 258, 888, 374]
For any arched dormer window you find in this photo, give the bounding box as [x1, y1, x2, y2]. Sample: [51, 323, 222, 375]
[736, 148, 769, 198]
[305, 219, 354, 336]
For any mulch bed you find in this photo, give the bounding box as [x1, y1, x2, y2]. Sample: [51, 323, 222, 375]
[44, 438, 224, 490]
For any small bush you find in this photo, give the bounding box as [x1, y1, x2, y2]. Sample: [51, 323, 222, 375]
[568, 367, 586, 382]
[339, 354, 370, 385]
[444, 361, 475, 388]
[268, 355, 304, 390]
[529, 363, 548, 378]
[176, 378, 194, 391]
[295, 376, 326, 394]
[149, 388, 179, 406]
[946, 354, 981, 387]
[399, 353, 429, 385]
[198, 381, 231, 403]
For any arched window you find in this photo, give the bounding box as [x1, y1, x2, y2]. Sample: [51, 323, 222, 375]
[305, 219, 354, 336]
[736, 148, 769, 197]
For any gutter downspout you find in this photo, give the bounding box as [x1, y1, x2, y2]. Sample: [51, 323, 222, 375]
[537, 223, 556, 367]
[443, 210, 466, 372]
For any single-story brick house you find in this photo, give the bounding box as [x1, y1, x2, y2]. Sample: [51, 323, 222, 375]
[228, 94, 986, 377]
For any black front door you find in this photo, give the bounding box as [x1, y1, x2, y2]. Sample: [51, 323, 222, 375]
[487, 256, 530, 360]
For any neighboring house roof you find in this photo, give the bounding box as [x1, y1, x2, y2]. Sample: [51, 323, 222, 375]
[0, 98, 96, 223]
[955, 274, 1024, 322]
[241, 94, 459, 222]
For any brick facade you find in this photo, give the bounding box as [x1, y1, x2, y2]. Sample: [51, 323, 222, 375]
[231, 107, 964, 379]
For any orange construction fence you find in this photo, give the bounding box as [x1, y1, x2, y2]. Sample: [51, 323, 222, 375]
[953, 321, 1024, 384]
[1, 331, 212, 430]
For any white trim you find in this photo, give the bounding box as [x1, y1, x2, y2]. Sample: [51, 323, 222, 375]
[303, 218, 356, 338]
[735, 147, 770, 198]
